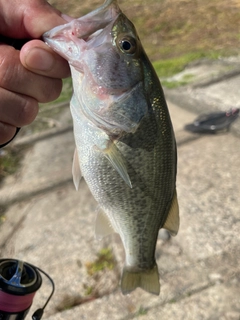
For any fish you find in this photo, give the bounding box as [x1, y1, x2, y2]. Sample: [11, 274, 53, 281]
[43, 0, 179, 295]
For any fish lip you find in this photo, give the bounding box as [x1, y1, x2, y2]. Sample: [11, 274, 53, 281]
[43, 0, 121, 64]
[43, 0, 121, 41]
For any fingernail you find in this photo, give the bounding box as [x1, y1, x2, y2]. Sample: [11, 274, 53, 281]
[25, 47, 54, 71]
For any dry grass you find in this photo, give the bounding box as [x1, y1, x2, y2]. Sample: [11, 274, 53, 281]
[1, 0, 239, 180]
[48, 0, 240, 61]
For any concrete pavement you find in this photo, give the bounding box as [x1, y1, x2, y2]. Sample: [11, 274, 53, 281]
[0, 58, 239, 319]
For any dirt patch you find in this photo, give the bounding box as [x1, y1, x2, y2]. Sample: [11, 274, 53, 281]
[48, 0, 240, 61]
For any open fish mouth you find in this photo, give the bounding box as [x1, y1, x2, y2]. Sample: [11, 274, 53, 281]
[43, 0, 121, 53]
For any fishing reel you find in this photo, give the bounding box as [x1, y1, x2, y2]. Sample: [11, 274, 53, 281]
[0, 259, 55, 320]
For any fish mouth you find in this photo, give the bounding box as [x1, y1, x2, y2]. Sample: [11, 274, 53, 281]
[43, 0, 121, 57]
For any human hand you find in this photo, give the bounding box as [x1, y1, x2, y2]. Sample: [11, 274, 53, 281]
[0, 0, 70, 146]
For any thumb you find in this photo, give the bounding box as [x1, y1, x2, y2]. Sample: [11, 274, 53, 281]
[22, 0, 67, 38]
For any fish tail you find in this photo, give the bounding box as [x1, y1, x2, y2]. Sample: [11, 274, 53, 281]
[121, 264, 160, 295]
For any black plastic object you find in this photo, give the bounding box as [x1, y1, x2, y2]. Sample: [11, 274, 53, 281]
[184, 108, 239, 133]
[0, 127, 21, 148]
[0, 36, 30, 50]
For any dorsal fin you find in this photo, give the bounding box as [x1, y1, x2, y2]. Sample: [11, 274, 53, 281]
[163, 190, 179, 236]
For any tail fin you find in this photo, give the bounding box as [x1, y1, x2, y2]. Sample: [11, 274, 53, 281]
[121, 264, 160, 295]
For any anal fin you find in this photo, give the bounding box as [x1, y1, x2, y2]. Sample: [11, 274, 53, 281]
[163, 190, 179, 236]
[95, 209, 116, 240]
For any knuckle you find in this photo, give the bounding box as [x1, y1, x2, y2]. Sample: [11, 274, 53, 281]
[19, 98, 39, 125]
[0, 122, 16, 145]
[39, 79, 63, 103]
[0, 89, 38, 127]
[0, 47, 19, 89]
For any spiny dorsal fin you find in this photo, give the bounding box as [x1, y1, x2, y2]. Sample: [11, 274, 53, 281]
[95, 209, 116, 240]
[163, 190, 179, 236]
[72, 148, 82, 191]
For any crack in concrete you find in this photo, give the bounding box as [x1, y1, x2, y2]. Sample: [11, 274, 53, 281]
[0, 178, 74, 208]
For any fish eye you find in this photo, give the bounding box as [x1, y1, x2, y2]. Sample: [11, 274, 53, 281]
[119, 37, 136, 54]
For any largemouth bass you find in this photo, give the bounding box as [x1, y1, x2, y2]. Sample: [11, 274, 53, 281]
[44, 0, 179, 295]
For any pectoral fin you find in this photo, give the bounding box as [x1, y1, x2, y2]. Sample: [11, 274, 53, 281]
[163, 190, 179, 236]
[95, 209, 116, 240]
[72, 148, 82, 191]
[103, 142, 132, 188]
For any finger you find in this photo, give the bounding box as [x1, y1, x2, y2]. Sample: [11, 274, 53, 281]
[0, 0, 66, 38]
[20, 40, 70, 79]
[0, 122, 16, 145]
[23, 1, 67, 37]
[0, 87, 38, 146]
[0, 87, 38, 127]
[0, 44, 63, 103]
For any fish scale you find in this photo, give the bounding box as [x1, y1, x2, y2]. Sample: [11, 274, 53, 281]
[43, 0, 179, 295]
[76, 104, 175, 274]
